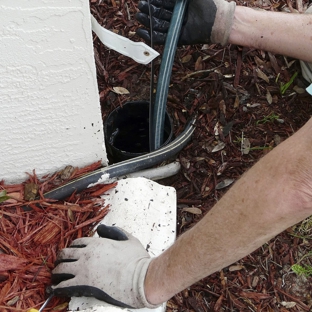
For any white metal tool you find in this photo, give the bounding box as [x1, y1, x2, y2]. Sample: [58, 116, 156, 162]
[91, 15, 159, 65]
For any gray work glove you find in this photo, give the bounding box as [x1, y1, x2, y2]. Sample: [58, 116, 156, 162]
[51, 225, 157, 309]
[135, 0, 236, 46]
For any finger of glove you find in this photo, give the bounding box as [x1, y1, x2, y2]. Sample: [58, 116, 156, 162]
[51, 271, 75, 286]
[147, 0, 176, 9]
[54, 247, 82, 266]
[136, 28, 168, 45]
[52, 285, 133, 308]
[51, 262, 77, 286]
[135, 13, 171, 33]
[52, 261, 78, 277]
[138, 1, 173, 21]
[69, 237, 93, 247]
[96, 224, 128, 241]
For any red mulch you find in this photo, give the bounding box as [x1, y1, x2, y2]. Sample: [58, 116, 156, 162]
[1, 0, 311, 311]
[0, 162, 117, 311]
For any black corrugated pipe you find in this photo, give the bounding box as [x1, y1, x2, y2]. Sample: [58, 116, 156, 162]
[44, 117, 196, 200]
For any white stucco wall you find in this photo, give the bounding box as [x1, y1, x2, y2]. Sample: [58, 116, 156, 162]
[0, 0, 107, 184]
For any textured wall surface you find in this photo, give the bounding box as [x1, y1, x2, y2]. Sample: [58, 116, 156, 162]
[0, 0, 107, 183]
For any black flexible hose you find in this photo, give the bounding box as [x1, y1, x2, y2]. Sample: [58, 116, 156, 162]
[43, 117, 196, 200]
[151, 0, 189, 151]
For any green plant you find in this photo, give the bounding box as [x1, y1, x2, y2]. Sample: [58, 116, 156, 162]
[0, 190, 10, 203]
[280, 72, 298, 95]
[290, 217, 312, 277]
[256, 112, 280, 125]
[291, 263, 312, 277]
[292, 215, 312, 239]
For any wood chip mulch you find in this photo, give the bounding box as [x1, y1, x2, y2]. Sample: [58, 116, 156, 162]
[1, 0, 312, 311]
[90, 0, 312, 311]
[0, 161, 117, 311]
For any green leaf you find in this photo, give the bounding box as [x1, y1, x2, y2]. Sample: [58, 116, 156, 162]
[0, 190, 10, 203]
[280, 72, 298, 95]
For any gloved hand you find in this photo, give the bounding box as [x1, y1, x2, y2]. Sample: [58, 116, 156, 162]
[135, 0, 236, 46]
[51, 225, 157, 309]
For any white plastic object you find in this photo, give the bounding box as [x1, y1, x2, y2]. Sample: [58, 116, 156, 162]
[117, 161, 181, 181]
[91, 15, 159, 65]
[69, 177, 177, 312]
[306, 84, 312, 96]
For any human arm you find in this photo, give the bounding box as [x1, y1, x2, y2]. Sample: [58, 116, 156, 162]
[51, 118, 312, 307]
[144, 117, 312, 305]
[229, 6, 312, 63]
[136, 0, 312, 63]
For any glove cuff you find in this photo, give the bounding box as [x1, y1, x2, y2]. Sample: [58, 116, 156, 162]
[211, 0, 236, 46]
[135, 257, 161, 309]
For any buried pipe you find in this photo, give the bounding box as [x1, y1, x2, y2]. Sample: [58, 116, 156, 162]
[43, 116, 196, 201]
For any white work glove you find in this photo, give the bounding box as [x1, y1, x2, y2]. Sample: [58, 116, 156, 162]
[51, 225, 158, 309]
[136, 0, 236, 46]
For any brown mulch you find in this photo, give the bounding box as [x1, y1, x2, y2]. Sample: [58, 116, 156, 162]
[0, 162, 117, 311]
[1, 0, 311, 311]
[90, 0, 312, 311]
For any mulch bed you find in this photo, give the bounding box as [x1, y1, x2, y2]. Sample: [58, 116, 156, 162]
[1, 0, 311, 311]
[0, 162, 117, 311]
[90, 0, 312, 311]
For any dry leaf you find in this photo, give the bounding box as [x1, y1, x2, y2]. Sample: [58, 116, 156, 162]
[195, 56, 203, 71]
[212, 142, 225, 153]
[252, 276, 259, 287]
[214, 122, 220, 136]
[234, 94, 240, 108]
[293, 85, 306, 94]
[201, 44, 210, 50]
[280, 301, 296, 308]
[229, 264, 244, 271]
[181, 55, 192, 63]
[219, 99, 226, 115]
[217, 162, 228, 176]
[24, 183, 39, 201]
[266, 89, 272, 104]
[182, 207, 202, 215]
[215, 178, 234, 190]
[256, 68, 269, 83]
[247, 103, 261, 108]
[268, 52, 280, 74]
[59, 165, 75, 181]
[254, 56, 266, 67]
[274, 134, 281, 145]
[241, 138, 250, 154]
[180, 157, 190, 169]
[112, 86, 130, 95]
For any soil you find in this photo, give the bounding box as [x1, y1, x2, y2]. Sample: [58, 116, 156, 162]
[90, 0, 312, 311]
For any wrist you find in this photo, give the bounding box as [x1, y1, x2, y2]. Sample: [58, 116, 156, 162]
[143, 257, 172, 306]
[143, 258, 162, 305]
[211, 0, 236, 45]
[136, 257, 160, 308]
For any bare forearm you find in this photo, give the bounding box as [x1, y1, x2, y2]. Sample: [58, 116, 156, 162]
[229, 6, 312, 62]
[145, 118, 312, 305]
